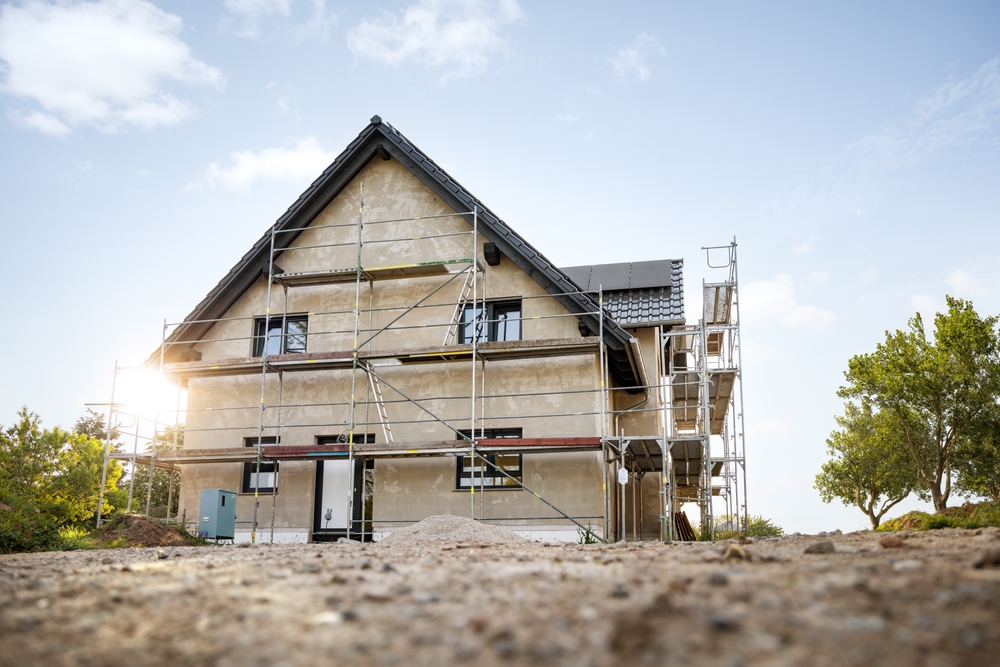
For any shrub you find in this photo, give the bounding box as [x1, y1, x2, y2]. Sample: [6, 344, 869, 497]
[709, 514, 785, 540]
[878, 501, 1000, 531]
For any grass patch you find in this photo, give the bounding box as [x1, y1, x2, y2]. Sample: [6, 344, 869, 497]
[56, 527, 99, 551]
[879, 501, 1000, 532]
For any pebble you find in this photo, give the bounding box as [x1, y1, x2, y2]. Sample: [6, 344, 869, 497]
[156, 550, 167, 560]
[308, 611, 343, 626]
[722, 545, 749, 561]
[611, 581, 629, 598]
[892, 560, 923, 572]
[845, 616, 887, 631]
[804, 541, 836, 555]
[973, 548, 1000, 569]
[709, 612, 740, 631]
[878, 535, 905, 549]
[708, 572, 729, 586]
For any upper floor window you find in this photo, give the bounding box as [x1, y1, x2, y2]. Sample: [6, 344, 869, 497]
[458, 300, 521, 344]
[253, 315, 308, 357]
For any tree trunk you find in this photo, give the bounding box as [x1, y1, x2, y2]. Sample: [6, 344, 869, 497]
[930, 484, 947, 513]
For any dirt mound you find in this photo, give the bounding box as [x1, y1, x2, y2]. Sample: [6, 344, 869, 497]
[98, 514, 198, 547]
[378, 514, 527, 545]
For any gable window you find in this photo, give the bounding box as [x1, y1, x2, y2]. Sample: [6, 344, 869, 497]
[458, 300, 521, 344]
[252, 315, 308, 357]
[243, 436, 278, 493]
[455, 428, 523, 489]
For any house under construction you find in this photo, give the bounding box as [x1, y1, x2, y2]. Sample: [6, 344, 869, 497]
[99, 117, 747, 543]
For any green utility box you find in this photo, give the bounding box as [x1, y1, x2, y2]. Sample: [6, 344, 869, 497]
[198, 489, 237, 540]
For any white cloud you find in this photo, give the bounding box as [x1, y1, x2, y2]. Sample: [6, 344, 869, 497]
[741, 274, 837, 331]
[0, 0, 222, 136]
[790, 235, 821, 255]
[13, 109, 70, 136]
[555, 113, 577, 123]
[223, 0, 335, 39]
[850, 56, 1000, 172]
[583, 131, 594, 141]
[199, 136, 336, 190]
[347, 0, 522, 81]
[762, 56, 1000, 223]
[611, 33, 664, 81]
[860, 269, 878, 285]
[945, 268, 988, 297]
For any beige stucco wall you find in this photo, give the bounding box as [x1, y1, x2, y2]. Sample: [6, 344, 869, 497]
[373, 451, 603, 530]
[176, 155, 631, 538]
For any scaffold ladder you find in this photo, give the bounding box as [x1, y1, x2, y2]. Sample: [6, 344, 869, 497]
[367, 367, 394, 443]
[442, 267, 476, 346]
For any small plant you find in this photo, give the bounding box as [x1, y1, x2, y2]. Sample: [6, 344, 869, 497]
[577, 523, 601, 544]
[706, 514, 785, 541]
[57, 527, 97, 551]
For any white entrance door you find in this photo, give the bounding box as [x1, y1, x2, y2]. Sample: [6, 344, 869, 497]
[317, 460, 351, 530]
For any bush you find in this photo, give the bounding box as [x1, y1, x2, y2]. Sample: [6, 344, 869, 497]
[57, 527, 98, 551]
[878, 501, 1000, 531]
[0, 500, 61, 554]
[709, 514, 785, 540]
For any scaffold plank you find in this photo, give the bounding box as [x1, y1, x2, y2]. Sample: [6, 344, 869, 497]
[164, 338, 601, 378]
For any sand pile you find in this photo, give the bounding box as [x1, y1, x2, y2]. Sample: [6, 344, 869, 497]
[98, 514, 197, 547]
[378, 514, 527, 545]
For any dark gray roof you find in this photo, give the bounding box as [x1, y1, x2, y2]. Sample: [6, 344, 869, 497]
[159, 116, 644, 387]
[561, 260, 685, 326]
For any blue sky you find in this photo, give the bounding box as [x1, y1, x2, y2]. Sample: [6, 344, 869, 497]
[1, 1, 999, 533]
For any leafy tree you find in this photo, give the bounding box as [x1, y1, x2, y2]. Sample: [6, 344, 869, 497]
[127, 425, 183, 517]
[955, 409, 1000, 502]
[73, 408, 120, 442]
[0, 408, 124, 552]
[839, 297, 1000, 511]
[815, 400, 917, 529]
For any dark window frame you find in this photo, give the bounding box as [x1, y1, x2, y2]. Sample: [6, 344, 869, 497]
[455, 428, 523, 490]
[252, 315, 308, 357]
[316, 433, 376, 446]
[242, 436, 279, 494]
[457, 300, 522, 344]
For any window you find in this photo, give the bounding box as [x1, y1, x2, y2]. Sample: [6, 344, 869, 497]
[317, 433, 376, 446]
[242, 437, 278, 493]
[252, 315, 308, 357]
[458, 300, 521, 344]
[455, 428, 523, 489]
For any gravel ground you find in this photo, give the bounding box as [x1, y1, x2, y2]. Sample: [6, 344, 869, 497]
[2, 527, 999, 667]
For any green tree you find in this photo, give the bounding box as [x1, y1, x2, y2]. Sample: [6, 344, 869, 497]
[127, 425, 183, 517]
[73, 408, 120, 442]
[0, 409, 123, 552]
[815, 400, 917, 529]
[955, 409, 1000, 502]
[839, 297, 1000, 512]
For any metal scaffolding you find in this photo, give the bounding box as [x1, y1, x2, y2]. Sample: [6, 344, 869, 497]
[95, 186, 747, 544]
